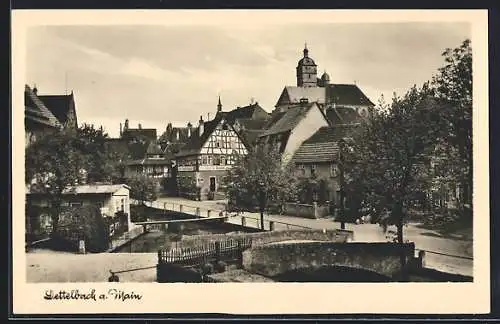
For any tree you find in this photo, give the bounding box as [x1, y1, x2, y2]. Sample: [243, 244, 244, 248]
[223, 147, 299, 230]
[25, 129, 88, 236]
[126, 174, 159, 203]
[431, 39, 472, 211]
[77, 123, 119, 183]
[344, 84, 441, 244]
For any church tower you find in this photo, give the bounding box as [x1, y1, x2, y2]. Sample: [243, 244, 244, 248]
[296, 43, 318, 88]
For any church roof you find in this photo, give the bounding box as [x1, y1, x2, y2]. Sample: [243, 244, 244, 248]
[292, 125, 359, 163]
[24, 85, 63, 129]
[297, 56, 316, 66]
[260, 103, 318, 137]
[37, 93, 76, 126]
[277, 86, 326, 107]
[326, 84, 375, 107]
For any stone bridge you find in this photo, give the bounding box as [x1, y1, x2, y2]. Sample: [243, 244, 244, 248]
[242, 241, 417, 280]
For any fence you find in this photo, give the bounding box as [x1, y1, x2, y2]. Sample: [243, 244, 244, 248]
[157, 237, 253, 266]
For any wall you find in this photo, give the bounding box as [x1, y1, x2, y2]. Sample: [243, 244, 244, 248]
[242, 241, 415, 279]
[282, 202, 329, 219]
[175, 229, 354, 249]
[283, 104, 330, 164]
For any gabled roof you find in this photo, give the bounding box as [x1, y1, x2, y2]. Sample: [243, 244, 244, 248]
[175, 115, 250, 157]
[126, 158, 171, 166]
[24, 85, 62, 129]
[37, 93, 76, 126]
[276, 86, 326, 107]
[259, 102, 319, 138]
[174, 116, 221, 157]
[225, 103, 269, 121]
[326, 84, 375, 107]
[292, 125, 359, 163]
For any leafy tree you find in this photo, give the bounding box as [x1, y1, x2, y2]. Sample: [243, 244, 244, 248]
[431, 39, 472, 210]
[77, 123, 119, 183]
[343, 84, 441, 243]
[26, 129, 88, 235]
[126, 174, 159, 203]
[223, 147, 299, 230]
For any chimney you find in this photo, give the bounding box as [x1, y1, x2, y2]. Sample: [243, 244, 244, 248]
[119, 123, 123, 137]
[187, 122, 192, 138]
[33, 84, 38, 95]
[124, 119, 129, 130]
[199, 116, 204, 136]
[138, 123, 142, 130]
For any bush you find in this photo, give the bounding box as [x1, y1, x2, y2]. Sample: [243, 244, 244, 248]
[214, 261, 227, 273]
[57, 205, 109, 253]
[200, 263, 214, 276]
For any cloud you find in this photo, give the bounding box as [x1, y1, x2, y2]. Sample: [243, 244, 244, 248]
[26, 22, 471, 138]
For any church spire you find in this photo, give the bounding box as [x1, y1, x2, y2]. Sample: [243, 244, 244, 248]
[217, 95, 222, 112]
[303, 42, 308, 57]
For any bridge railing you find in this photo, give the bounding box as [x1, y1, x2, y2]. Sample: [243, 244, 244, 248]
[157, 237, 253, 266]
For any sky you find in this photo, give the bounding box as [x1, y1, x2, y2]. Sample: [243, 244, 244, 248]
[25, 22, 471, 138]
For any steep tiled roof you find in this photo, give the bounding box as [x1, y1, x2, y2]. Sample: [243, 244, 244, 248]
[174, 117, 221, 157]
[292, 125, 360, 163]
[259, 103, 316, 137]
[276, 86, 326, 106]
[176, 115, 249, 157]
[325, 106, 363, 125]
[24, 85, 62, 129]
[37, 93, 75, 125]
[326, 84, 375, 107]
[226, 103, 269, 121]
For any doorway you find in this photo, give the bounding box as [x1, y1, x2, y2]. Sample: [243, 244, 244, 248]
[209, 177, 216, 192]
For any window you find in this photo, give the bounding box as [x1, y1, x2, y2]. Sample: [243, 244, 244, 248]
[213, 156, 221, 165]
[330, 164, 339, 177]
[121, 198, 124, 212]
[311, 164, 317, 177]
[202, 156, 207, 165]
[221, 156, 226, 165]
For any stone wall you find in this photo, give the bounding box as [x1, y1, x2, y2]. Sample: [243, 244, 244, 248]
[242, 241, 415, 279]
[283, 202, 330, 219]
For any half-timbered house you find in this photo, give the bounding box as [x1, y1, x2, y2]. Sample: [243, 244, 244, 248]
[175, 114, 249, 200]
